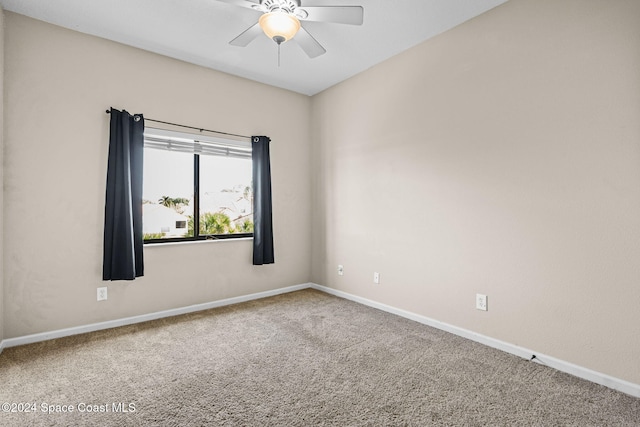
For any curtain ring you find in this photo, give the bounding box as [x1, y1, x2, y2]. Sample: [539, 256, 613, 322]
[134, 115, 141, 122]
[253, 137, 260, 143]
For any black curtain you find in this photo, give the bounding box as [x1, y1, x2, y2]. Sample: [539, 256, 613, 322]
[252, 136, 275, 265]
[103, 108, 145, 280]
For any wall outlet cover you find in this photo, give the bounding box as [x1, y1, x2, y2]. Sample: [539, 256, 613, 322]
[476, 293, 487, 311]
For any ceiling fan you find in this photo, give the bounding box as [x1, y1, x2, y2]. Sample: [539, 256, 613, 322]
[217, 0, 364, 58]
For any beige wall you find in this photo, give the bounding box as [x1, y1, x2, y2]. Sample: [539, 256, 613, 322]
[311, 0, 640, 385]
[3, 13, 311, 338]
[0, 7, 4, 345]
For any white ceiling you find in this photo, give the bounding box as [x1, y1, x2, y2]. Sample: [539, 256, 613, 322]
[0, 0, 508, 96]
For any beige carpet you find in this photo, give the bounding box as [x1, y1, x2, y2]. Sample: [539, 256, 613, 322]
[0, 289, 638, 426]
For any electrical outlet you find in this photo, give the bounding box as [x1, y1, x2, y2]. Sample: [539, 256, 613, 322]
[97, 287, 108, 302]
[338, 265, 344, 276]
[476, 293, 487, 311]
[373, 272, 380, 284]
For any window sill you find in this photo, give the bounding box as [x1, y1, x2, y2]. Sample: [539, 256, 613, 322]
[143, 237, 253, 247]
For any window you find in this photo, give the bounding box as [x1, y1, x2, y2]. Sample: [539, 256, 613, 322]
[142, 127, 253, 243]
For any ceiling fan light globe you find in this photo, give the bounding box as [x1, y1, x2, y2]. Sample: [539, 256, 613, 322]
[259, 12, 300, 43]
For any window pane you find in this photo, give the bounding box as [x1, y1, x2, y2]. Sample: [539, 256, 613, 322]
[199, 155, 253, 235]
[143, 148, 194, 240]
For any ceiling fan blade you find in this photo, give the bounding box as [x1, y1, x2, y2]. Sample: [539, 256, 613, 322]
[298, 6, 364, 25]
[229, 23, 264, 47]
[294, 26, 326, 58]
[215, 0, 262, 11]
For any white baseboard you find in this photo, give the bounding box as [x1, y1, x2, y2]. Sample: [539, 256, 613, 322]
[1, 282, 638, 398]
[309, 283, 640, 399]
[0, 283, 312, 350]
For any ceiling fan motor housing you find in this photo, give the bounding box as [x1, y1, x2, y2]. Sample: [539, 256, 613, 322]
[261, 0, 300, 14]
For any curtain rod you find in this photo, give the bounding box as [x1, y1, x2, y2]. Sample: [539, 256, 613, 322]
[105, 109, 251, 140]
